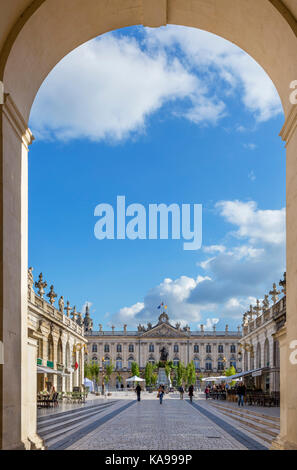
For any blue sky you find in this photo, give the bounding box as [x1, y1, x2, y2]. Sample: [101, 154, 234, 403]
[28, 25, 286, 331]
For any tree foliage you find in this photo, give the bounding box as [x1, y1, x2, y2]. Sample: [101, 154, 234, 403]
[131, 362, 140, 377]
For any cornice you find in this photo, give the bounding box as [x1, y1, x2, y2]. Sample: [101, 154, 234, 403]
[280, 104, 297, 146]
[2, 93, 34, 148]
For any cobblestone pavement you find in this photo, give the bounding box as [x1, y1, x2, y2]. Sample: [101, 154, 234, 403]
[67, 398, 257, 450]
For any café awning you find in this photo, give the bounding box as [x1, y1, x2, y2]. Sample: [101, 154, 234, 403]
[224, 368, 263, 382]
[37, 365, 69, 376]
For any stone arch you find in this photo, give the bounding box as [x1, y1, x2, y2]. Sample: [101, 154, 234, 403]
[1, 0, 297, 450]
[264, 338, 270, 367]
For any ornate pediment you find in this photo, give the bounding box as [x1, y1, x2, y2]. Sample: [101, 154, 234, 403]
[140, 323, 187, 338]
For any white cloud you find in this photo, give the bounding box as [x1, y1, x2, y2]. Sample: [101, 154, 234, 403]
[145, 26, 282, 122]
[203, 245, 226, 254]
[244, 143, 257, 150]
[204, 318, 219, 329]
[216, 200, 286, 245]
[248, 170, 256, 182]
[30, 35, 198, 142]
[30, 26, 282, 143]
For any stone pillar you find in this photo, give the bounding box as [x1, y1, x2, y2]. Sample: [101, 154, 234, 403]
[271, 106, 297, 449]
[0, 94, 39, 449]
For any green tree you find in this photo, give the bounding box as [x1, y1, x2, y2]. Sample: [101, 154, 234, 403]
[225, 365, 236, 387]
[175, 361, 186, 387]
[131, 362, 140, 377]
[151, 373, 158, 386]
[186, 361, 196, 386]
[145, 362, 153, 386]
[104, 362, 114, 385]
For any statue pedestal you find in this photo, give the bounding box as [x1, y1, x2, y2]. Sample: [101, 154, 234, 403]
[157, 368, 169, 386]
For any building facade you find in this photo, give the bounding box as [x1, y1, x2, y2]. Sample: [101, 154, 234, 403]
[240, 273, 286, 394]
[27, 268, 86, 394]
[85, 311, 242, 388]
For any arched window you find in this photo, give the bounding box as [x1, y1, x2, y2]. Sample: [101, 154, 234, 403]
[218, 345, 224, 353]
[116, 357, 122, 369]
[205, 357, 212, 371]
[264, 339, 270, 367]
[194, 344, 199, 353]
[273, 340, 280, 368]
[47, 334, 54, 362]
[65, 342, 70, 368]
[256, 343, 261, 368]
[128, 356, 134, 369]
[250, 351, 255, 370]
[173, 357, 179, 367]
[148, 356, 155, 364]
[206, 344, 211, 353]
[57, 338, 63, 364]
[193, 358, 200, 370]
[230, 344, 236, 353]
[92, 356, 98, 363]
[173, 344, 179, 353]
[217, 358, 224, 371]
[104, 344, 110, 353]
[104, 356, 110, 366]
[129, 344, 134, 353]
[117, 344, 122, 353]
[92, 344, 97, 353]
[149, 344, 154, 353]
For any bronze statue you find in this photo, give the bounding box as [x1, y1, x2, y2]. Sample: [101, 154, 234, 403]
[160, 346, 168, 361]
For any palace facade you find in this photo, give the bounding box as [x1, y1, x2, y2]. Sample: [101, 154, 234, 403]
[27, 269, 86, 394]
[85, 311, 242, 387]
[240, 273, 286, 395]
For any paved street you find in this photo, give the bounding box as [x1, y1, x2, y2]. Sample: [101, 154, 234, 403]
[58, 397, 268, 450]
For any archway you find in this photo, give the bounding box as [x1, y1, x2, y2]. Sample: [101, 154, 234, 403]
[0, 0, 297, 450]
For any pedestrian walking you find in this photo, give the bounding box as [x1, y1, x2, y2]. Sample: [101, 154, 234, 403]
[205, 386, 210, 400]
[158, 384, 165, 404]
[135, 384, 142, 402]
[188, 384, 194, 403]
[179, 385, 184, 399]
[237, 382, 246, 407]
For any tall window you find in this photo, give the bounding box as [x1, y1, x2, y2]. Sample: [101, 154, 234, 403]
[116, 357, 122, 369]
[173, 357, 179, 367]
[218, 345, 223, 353]
[264, 339, 270, 367]
[129, 344, 134, 353]
[217, 360, 224, 371]
[117, 344, 122, 353]
[173, 344, 179, 353]
[205, 359, 212, 371]
[230, 344, 236, 353]
[256, 343, 261, 368]
[148, 356, 155, 364]
[92, 343, 97, 353]
[65, 342, 70, 368]
[194, 359, 200, 370]
[128, 356, 134, 369]
[104, 356, 110, 366]
[104, 344, 110, 353]
[194, 344, 199, 353]
[57, 338, 63, 364]
[47, 334, 54, 362]
[149, 344, 154, 352]
[206, 345, 211, 353]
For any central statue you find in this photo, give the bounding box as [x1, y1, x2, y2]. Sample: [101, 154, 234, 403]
[160, 346, 169, 362]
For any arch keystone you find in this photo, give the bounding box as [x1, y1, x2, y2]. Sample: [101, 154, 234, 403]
[142, 0, 168, 28]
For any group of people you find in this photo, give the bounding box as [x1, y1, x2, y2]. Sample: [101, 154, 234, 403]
[204, 381, 247, 407]
[178, 385, 194, 402]
[135, 384, 195, 404]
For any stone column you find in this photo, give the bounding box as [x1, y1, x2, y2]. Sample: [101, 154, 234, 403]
[272, 105, 297, 449]
[0, 94, 38, 449]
